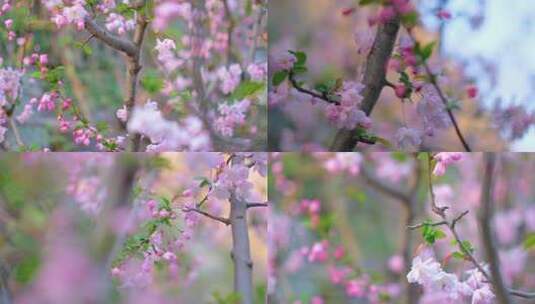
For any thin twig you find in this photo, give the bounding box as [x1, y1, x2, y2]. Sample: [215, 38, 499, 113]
[182, 207, 230, 225]
[405, 28, 472, 152]
[416, 152, 535, 299]
[8, 117, 24, 148]
[246, 202, 268, 208]
[288, 71, 340, 105]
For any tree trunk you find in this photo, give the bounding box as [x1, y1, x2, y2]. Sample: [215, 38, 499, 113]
[330, 18, 401, 151]
[230, 194, 254, 304]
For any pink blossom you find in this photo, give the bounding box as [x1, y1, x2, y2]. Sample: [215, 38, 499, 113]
[346, 279, 366, 297]
[218, 64, 242, 94]
[388, 255, 404, 274]
[471, 285, 495, 304]
[395, 127, 422, 150]
[16, 103, 33, 124]
[437, 10, 452, 20]
[466, 85, 478, 99]
[418, 84, 450, 135]
[272, 52, 296, 72]
[4, 19, 12, 29]
[215, 99, 250, 137]
[433, 153, 463, 176]
[247, 62, 267, 81]
[333, 245, 345, 260]
[116, 105, 128, 123]
[105, 13, 135, 35]
[37, 93, 56, 112]
[307, 240, 329, 263]
[328, 266, 351, 285]
[162, 251, 176, 262]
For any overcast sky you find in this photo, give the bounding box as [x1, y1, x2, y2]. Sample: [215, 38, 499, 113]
[421, 0, 535, 150]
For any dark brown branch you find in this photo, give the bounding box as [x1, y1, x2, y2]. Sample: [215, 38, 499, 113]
[288, 71, 340, 105]
[330, 17, 401, 151]
[246, 202, 268, 208]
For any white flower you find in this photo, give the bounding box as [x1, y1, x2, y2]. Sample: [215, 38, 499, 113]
[407, 256, 443, 286]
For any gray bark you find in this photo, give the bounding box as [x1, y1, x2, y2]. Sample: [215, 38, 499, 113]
[230, 194, 254, 304]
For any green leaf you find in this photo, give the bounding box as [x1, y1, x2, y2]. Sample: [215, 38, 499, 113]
[141, 71, 164, 94]
[229, 81, 265, 100]
[421, 223, 446, 245]
[420, 42, 436, 61]
[459, 240, 475, 254]
[211, 291, 242, 304]
[401, 11, 419, 27]
[116, 3, 136, 18]
[288, 50, 307, 66]
[374, 136, 393, 149]
[359, 0, 379, 5]
[30, 71, 41, 79]
[272, 70, 288, 86]
[452, 251, 466, 260]
[523, 233, 535, 250]
[13, 254, 40, 284]
[292, 66, 308, 75]
[95, 121, 109, 133]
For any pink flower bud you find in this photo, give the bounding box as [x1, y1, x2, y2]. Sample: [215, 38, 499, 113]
[395, 84, 407, 98]
[467, 85, 478, 99]
[39, 54, 48, 65]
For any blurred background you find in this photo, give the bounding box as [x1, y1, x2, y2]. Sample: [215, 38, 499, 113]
[0, 153, 267, 303]
[268, 0, 535, 151]
[269, 152, 535, 303]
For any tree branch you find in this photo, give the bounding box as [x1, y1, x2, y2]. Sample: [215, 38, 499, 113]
[288, 71, 340, 105]
[477, 153, 512, 303]
[84, 17, 137, 57]
[182, 207, 231, 225]
[414, 152, 535, 300]
[404, 29, 472, 152]
[246, 202, 268, 208]
[360, 166, 411, 205]
[330, 17, 401, 151]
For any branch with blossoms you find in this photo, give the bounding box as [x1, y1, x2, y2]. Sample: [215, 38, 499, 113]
[59, 153, 267, 302]
[406, 152, 535, 301]
[0, 0, 267, 151]
[179, 153, 268, 304]
[269, 0, 481, 151]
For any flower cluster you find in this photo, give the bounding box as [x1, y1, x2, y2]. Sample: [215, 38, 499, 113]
[407, 254, 495, 303]
[433, 152, 462, 176]
[42, 0, 88, 30]
[326, 81, 371, 130]
[128, 101, 212, 151]
[215, 99, 251, 137]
